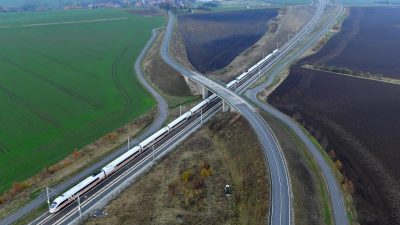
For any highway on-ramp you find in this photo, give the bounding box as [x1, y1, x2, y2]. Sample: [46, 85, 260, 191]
[161, 11, 292, 225]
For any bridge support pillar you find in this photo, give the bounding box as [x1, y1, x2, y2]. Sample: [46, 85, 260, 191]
[222, 101, 230, 112]
[202, 86, 210, 99]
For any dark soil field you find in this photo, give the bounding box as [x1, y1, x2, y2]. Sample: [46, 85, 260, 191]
[178, 9, 278, 73]
[269, 7, 400, 225]
[269, 56, 400, 224]
[304, 7, 400, 78]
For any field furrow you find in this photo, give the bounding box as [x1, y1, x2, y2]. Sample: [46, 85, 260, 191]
[0, 85, 62, 127]
[0, 9, 164, 193]
[0, 55, 104, 109]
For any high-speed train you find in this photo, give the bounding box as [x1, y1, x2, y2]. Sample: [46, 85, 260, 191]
[227, 49, 278, 91]
[48, 95, 219, 213]
[49, 48, 278, 214]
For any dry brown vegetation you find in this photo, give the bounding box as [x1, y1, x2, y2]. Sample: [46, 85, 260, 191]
[170, 23, 196, 72]
[170, 23, 203, 95]
[85, 112, 269, 225]
[0, 110, 155, 219]
[142, 30, 193, 98]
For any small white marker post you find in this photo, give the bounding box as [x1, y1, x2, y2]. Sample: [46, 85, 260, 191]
[77, 196, 82, 219]
[46, 187, 50, 210]
[180, 105, 182, 116]
[128, 137, 130, 151]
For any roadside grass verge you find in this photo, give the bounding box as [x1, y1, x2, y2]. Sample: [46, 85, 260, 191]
[300, 126, 358, 224]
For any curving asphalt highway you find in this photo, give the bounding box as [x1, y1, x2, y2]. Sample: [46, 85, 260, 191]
[0, 27, 168, 225]
[245, 5, 349, 225]
[161, 11, 292, 225]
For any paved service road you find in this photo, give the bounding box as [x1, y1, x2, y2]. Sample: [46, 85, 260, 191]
[161, 12, 292, 225]
[245, 5, 349, 225]
[0, 28, 168, 225]
[134, 28, 168, 139]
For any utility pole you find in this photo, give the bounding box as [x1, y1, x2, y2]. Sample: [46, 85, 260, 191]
[77, 196, 82, 219]
[46, 187, 50, 210]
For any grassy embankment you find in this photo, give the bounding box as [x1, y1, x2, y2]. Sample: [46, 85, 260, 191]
[85, 113, 269, 225]
[141, 29, 200, 109]
[302, 64, 400, 85]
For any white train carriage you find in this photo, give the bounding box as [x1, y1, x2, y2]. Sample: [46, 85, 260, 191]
[190, 99, 210, 114]
[208, 94, 218, 102]
[102, 146, 141, 177]
[49, 170, 105, 213]
[249, 60, 262, 72]
[226, 80, 238, 90]
[139, 127, 170, 151]
[167, 111, 192, 131]
[236, 72, 248, 82]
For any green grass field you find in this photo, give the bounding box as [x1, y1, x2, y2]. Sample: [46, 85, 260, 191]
[0, 9, 164, 193]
